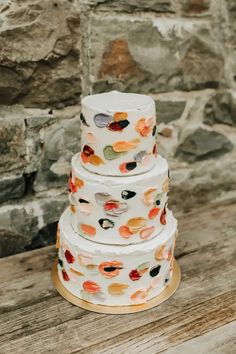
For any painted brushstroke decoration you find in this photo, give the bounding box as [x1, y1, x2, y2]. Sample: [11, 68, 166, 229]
[81, 145, 104, 166]
[143, 187, 165, 221]
[69, 268, 84, 277]
[77, 197, 94, 214]
[121, 190, 136, 200]
[135, 117, 155, 137]
[143, 188, 158, 206]
[98, 218, 115, 230]
[83, 280, 101, 293]
[70, 204, 76, 214]
[107, 120, 130, 131]
[77, 252, 92, 266]
[62, 269, 70, 281]
[113, 139, 140, 152]
[134, 150, 147, 163]
[95, 192, 111, 205]
[94, 113, 113, 128]
[160, 204, 167, 225]
[104, 201, 128, 217]
[119, 147, 155, 174]
[95, 192, 128, 217]
[118, 217, 155, 240]
[86, 132, 97, 144]
[149, 265, 161, 277]
[129, 262, 150, 281]
[103, 139, 140, 161]
[99, 261, 123, 278]
[130, 288, 150, 302]
[148, 207, 160, 219]
[80, 113, 89, 127]
[153, 143, 158, 157]
[103, 146, 125, 160]
[119, 161, 137, 173]
[86, 264, 99, 275]
[108, 283, 129, 295]
[64, 249, 75, 264]
[94, 111, 130, 132]
[68, 172, 84, 193]
[127, 217, 147, 233]
[164, 269, 171, 285]
[139, 226, 155, 240]
[155, 244, 173, 262]
[58, 258, 63, 267]
[152, 125, 157, 136]
[80, 282, 107, 302]
[78, 223, 96, 237]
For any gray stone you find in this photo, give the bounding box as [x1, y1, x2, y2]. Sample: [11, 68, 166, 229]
[0, 204, 38, 257]
[17, 53, 81, 109]
[23, 109, 58, 175]
[25, 222, 58, 252]
[176, 128, 234, 162]
[0, 229, 27, 258]
[25, 111, 53, 128]
[156, 100, 186, 123]
[203, 92, 236, 127]
[169, 155, 236, 212]
[88, 15, 224, 94]
[179, 0, 210, 16]
[0, 0, 81, 108]
[0, 105, 26, 173]
[0, 193, 67, 257]
[21, 106, 81, 178]
[82, 0, 176, 13]
[34, 116, 81, 192]
[223, 0, 236, 83]
[0, 105, 48, 178]
[0, 0, 236, 259]
[0, 174, 25, 204]
[225, 0, 236, 37]
[81, 0, 210, 15]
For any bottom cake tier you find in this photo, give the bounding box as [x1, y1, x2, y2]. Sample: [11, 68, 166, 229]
[57, 208, 178, 306]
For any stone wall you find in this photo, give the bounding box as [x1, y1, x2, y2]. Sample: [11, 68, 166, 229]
[0, 0, 236, 257]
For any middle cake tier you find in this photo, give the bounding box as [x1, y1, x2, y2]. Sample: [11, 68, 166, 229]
[69, 153, 169, 245]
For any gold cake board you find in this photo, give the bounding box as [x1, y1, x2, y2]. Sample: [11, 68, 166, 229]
[51, 259, 181, 314]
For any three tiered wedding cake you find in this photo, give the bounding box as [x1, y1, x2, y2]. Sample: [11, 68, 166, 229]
[56, 91, 178, 307]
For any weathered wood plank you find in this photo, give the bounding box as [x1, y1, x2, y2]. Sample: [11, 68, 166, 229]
[0, 245, 55, 283]
[163, 321, 236, 354]
[0, 246, 56, 311]
[1, 290, 235, 354]
[77, 291, 236, 354]
[1, 202, 235, 313]
[0, 202, 235, 354]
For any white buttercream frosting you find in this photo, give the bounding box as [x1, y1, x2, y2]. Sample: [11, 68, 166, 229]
[57, 208, 177, 306]
[69, 153, 169, 245]
[79, 91, 157, 176]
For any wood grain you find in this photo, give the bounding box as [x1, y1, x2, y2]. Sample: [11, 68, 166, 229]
[164, 321, 236, 354]
[0, 202, 235, 354]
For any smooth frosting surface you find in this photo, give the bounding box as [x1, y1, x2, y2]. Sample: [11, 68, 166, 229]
[57, 208, 177, 306]
[79, 91, 157, 176]
[69, 153, 170, 245]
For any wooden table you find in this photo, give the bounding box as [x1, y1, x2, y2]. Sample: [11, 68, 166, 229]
[0, 202, 236, 353]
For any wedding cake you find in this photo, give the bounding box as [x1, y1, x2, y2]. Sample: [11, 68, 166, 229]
[56, 91, 178, 306]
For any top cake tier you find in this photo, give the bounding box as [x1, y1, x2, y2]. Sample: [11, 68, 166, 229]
[79, 91, 157, 176]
